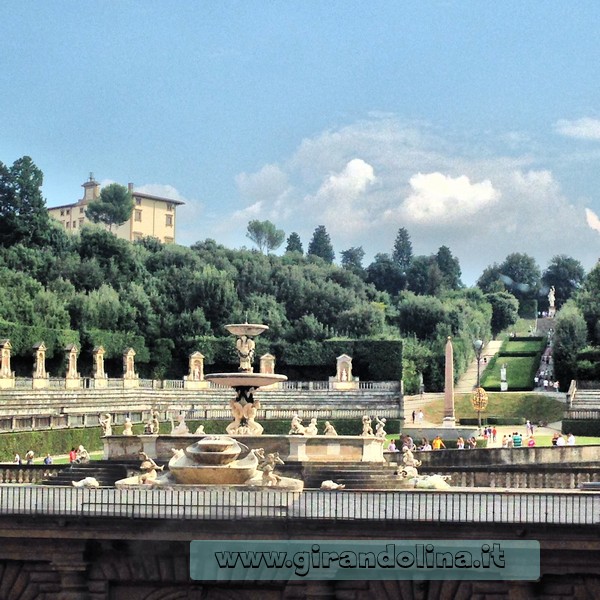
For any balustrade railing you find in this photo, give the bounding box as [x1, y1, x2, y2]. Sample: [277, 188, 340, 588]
[0, 486, 595, 525]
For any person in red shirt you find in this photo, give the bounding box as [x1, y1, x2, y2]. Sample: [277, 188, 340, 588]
[69, 447, 77, 463]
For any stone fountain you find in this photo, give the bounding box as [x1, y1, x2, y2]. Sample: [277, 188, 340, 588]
[204, 323, 287, 436]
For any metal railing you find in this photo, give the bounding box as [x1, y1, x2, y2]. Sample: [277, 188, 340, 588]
[0, 486, 596, 525]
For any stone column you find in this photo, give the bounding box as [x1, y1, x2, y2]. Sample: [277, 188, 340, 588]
[184, 351, 209, 390]
[443, 337, 456, 427]
[32, 342, 49, 389]
[123, 348, 139, 389]
[260, 353, 275, 375]
[0, 339, 15, 389]
[52, 545, 91, 600]
[93, 346, 108, 388]
[333, 353, 358, 390]
[65, 344, 81, 390]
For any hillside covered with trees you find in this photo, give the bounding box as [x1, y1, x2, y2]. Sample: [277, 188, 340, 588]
[0, 155, 595, 391]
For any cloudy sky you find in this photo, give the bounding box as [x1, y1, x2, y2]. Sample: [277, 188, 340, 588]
[2, 2, 600, 284]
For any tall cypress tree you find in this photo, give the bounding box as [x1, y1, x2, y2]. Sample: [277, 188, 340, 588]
[307, 225, 335, 263]
[392, 227, 413, 271]
[285, 232, 303, 254]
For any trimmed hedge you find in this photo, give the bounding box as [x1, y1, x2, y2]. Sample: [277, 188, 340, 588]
[0, 319, 79, 358]
[0, 419, 404, 462]
[561, 419, 600, 437]
[458, 417, 526, 426]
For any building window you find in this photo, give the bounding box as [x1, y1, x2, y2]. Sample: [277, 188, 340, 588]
[73, 221, 77, 229]
[133, 232, 143, 241]
[66, 209, 70, 215]
[135, 198, 142, 206]
[79, 219, 84, 226]
[164, 236, 174, 244]
[66, 222, 70, 228]
[166, 214, 173, 227]
[135, 210, 142, 222]
[60, 210, 64, 217]
[167, 203, 174, 212]
[80, 207, 85, 213]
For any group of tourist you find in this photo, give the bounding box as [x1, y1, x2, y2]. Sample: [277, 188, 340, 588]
[552, 432, 576, 446]
[455, 436, 478, 449]
[410, 409, 424, 424]
[13, 450, 53, 465]
[501, 432, 535, 447]
[534, 372, 560, 392]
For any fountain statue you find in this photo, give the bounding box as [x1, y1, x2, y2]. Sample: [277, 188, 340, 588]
[204, 323, 287, 436]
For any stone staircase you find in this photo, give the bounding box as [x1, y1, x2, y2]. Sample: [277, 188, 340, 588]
[280, 460, 405, 490]
[42, 461, 130, 487]
[570, 389, 600, 408]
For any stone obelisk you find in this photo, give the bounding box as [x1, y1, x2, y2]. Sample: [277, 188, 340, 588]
[443, 336, 456, 428]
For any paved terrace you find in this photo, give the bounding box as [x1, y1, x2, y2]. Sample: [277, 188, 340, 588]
[0, 486, 597, 525]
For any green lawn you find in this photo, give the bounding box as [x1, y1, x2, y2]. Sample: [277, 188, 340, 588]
[481, 355, 538, 389]
[421, 392, 565, 425]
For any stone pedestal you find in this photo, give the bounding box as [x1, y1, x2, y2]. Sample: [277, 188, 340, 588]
[123, 377, 140, 389]
[442, 416, 457, 428]
[65, 377, 81, 390]
[32, 376, 49, 390]
[94, 377, 108, 389]
[183, 379, 210, 390]
[331, 380, 359, 390]
[0, 376, 15, 389]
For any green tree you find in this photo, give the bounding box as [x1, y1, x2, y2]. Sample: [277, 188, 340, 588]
[553, 301, 587, 390]
[574, 262, 600, 344]
[365, 253, 405, 295]
[486, 291, 519, 338]
[395, 293, 446, 340]
[476, 263, 505, 293]
[495, 253, 541, 317]
[285, 232, 303, 254]
[340, 246, 365, 277]
[0, 156, 52, 248]
[435, 245, 462, 290]
[307, 225, 335, 263]
[392, 227, 413, 271]
[86, 183, 134, 230]
[337, 303, 386, 338]
[246, 220, 285, 254]
[542, 255, 585, 310]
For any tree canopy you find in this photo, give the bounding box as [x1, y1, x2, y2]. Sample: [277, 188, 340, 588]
[0, 156, 52, 247]
[86, 183, 134, 230]
[307, 225, 335, 263]
[246, 220, 285, 254]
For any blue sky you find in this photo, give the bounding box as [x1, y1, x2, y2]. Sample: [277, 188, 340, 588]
[2, 1, 600, 284]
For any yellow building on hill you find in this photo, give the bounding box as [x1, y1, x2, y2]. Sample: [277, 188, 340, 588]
[47, 174, 184, 244]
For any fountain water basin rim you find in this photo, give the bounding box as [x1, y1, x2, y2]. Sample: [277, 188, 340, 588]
[204, 372, 287, 387]
[225, 323, 269, 337]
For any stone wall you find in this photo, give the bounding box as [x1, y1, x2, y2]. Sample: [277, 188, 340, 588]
[414, 444, 600, 467]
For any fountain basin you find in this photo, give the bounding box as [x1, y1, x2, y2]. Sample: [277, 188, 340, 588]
[168, 449, 259, 485]
[225, 323, 269, 337]
[185, 437, 242, 465]
[204, 373, 287, 387]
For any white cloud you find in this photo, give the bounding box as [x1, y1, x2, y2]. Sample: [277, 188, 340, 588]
[554, 118, 600, 140]
[223, 116, 599, 283]
[399, 172, 499, 224]
[236, 164, 289, 201]
[133, 183, 187, 202]
[586, 208, 600, 233]
[303, 159, 376, 238]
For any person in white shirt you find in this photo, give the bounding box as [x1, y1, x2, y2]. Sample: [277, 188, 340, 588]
[556, 435, 566, 447]
[567, 433, 576, 446]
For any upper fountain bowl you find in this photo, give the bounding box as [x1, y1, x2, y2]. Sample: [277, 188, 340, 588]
[225, 323, 269, 337]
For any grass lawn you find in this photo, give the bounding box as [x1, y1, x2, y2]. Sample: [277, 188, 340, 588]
[502, 340, 545, 354]
[421, 392, 565, 425]
[481, 355, 538, 389]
